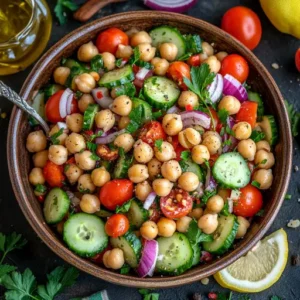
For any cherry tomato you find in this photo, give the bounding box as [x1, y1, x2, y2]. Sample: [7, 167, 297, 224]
[209, 153, 219, 167]
[220, 54, 249, 83]
[236, 101, 258, 128]
[43, 160, 65, 187]
[139, 121, 166, 147]
[169, 135, 186, 161]
[99, 179, 133, 210]
[209, 108, 223, 132]
[45, 90, 78, 123]
[96, 28, 129, 54]
[37, 195, 45, 203]
[160, 189, 194, 218]
[295, 48, 300, 72]
[221, 6, 262, 50]
[105, 214, 130, 238]
[233, 184, 263, 217]
[167, 61, 191, 90]
[91, 245, 112, 264]
[187, 54, 201, 67]
[185, 104, 193, 111]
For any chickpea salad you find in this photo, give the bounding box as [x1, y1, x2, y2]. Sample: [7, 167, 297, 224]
[26, 26, 278, 276]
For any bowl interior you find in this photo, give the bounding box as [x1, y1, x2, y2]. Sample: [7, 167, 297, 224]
[7, 11, 292, 288]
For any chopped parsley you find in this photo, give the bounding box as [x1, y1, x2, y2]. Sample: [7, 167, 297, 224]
[90, 55, 104, 72]
[115, 58, 123, 68]
[285, 194, 292, 200]
[251, 180, 261, 188]
[116, 199, 133, 213]
[54, 0, 78, 25]
[250, 130, 265, 142]
[285, 100, 300, 137]
[255, 209, 265, 217]
[128, 47, 140, 65]
[90, 153, 100, 161]
[50, 128, 64, 145]
[217, 108, 229, 125]
[34, 184, 47, 194]
[180, 150, 191, 160]
[114, 82, 136, 98]
[154, 139, 163, 152]
[126, 105, 145, 134]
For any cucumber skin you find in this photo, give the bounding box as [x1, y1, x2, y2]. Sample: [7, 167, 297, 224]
[132, 98, 152, 121]
[247, 91, 264, 117]
[180, 159, 204, 183]
[95, 209, 113, 218]
[127, 200, 149, 229]
[98, 65, 134, 88]
[263, 115, 278, 146]
[83, 104, 99, 130]
[113, 154, 133, 179]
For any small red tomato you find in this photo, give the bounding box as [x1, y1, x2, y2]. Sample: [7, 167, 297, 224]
[105, 214, 130, 238]
[233, 184, 263, 217]
[220, 54, 249, 83]
[43, 161, 65, 187]
[295, 48, 300, 72]
[169, 135, 186, 161]
[185, 104, 193, 111]
[96, 28, 129, 54]
[187, 54, 201, 67]
[167, 61, 191, 90]
[37, 195, 45, 203]
[139, 121, 166, 147]
[236, 101, 258, 128]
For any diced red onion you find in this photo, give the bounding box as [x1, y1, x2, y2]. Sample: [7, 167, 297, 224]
[92, 87, 114, 109]
[66, 93, 73, 115]
[95, 129, 125, 144]
[180, 111, 211, 129]
[59, 89, 73, 118]
[167, 105, 181, 114]
[223, 74, 248, 102]
[205, 168, 217, 192]
[144, 0, 197, 13]
[66, 191, 80, 207]
[136, 239, 158, 278]
[134, 68, 153, 88]
[222, 116, 238, 153]
[196, 182, 204, 197]
[208, 74, 223, 103]
[143, 192, 157, 210]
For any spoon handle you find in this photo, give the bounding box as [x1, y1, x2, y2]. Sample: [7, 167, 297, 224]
[0, 81, 50, 134]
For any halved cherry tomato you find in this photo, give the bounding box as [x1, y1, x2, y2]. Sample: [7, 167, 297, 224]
[105, 214, 130, 238]
[221, 6, 262, 50]
[96, 28, 129, 54]
[236, 101, 258, 128]
[209, 108, 222, 132]
[45, 90, 78, 123]
[169, 135, 186, 161]
[209, 153, 219, 167]
[187, 54, 201, 67]
[91, 245, 112, 264]
[139, 121, 166, 147]
[295, 48, 300, 72]
[167, 61, 190, 90]
[99, 179, 133, 210]
[43, 160, 65, 187]
[233, 184, 263, 217]
[160, 189, 194, 218]
[220, 54, 249, 83]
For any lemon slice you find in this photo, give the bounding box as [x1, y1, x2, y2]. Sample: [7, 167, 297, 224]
[214, 229, 288, 293]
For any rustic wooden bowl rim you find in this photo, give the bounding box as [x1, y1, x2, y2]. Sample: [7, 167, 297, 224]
[7, 11, 292, 288]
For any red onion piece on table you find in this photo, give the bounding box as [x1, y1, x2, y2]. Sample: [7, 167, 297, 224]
[95, 129, 125, 144]
[208, 74, 223, 103]
[144, 0, 197, 13]
[180, 111, 211, 129]
[59, 88, 73, 118]
[223, 74, 248, 102]
[143, 192, 157, 210]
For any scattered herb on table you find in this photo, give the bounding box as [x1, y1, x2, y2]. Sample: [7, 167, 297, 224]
[54, 0, 79, 25]
[285, 100, 300, 137]
[138, 288, 159, 300]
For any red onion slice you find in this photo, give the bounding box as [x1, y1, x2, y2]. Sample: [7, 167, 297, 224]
[59, 89, 73, 119]
[167, 105, 181, 114]
[66, 93, 73, 115]
[143, 192, 157, 210]
[95, 129, 125, 144]
[204, 168, 217, 192]
[144, 0, 197, 13]
[208, 74, 223, 103]
[136, 239, 159, 278]
[180, 111, 211, 129]
[136, 67, 152, 80]
[57, 122, 68, 131]
[223, 74, 248, 102]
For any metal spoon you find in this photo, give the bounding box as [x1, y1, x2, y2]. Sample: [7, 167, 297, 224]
[0, 81, 50, 134]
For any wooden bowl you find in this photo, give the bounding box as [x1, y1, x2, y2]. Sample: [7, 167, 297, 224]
[7, 11, 292, 288]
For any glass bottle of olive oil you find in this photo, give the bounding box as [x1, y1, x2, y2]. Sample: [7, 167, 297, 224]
[0, 0, 52, 75]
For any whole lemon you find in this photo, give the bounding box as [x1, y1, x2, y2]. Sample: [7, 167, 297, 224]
[260, 0, 300, 39]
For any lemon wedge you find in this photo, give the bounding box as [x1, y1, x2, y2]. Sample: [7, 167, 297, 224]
[214, 229, 288, 293]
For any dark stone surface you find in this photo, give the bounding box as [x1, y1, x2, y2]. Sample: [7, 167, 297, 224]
[1, 0, 300, 299]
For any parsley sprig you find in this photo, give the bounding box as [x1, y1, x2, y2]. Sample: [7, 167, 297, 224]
[285, 100, 300, 137]
[54, 0, 78, 25]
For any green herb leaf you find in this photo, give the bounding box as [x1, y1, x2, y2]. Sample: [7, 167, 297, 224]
[90, 130, 103, 142]
[186, 219, 213, 245]
[120, 264, 130, 274]
[184, 34, 202, 54]
[0, 265, 17, 279]
[180, 151, 191, 161]
[87, 142, 97, 153]
[217, 292, 233, 300]
[138, 288, 151, 295]
[250, 130, 265, 142]
[285, 100, 300, 137]
[118, 147, 125, 158]
[116, 199, 133, 213]
[260, 159, 267, 165]
[50, 128, 64, 145]
[134, 60, 154, 70]
[270, 296, 281, 300]
[222, 139, 232, 147]
[129, 47, 140, 65]
[251, 180, 261, 188]
[0, 232, 27, 259]
[154, 139, 163, 152]
[144, 293, 160, 300]
[201, 189, 217, 204]
[54, 0, 79, 25]
[116, 58, 123, 68]
[177, 53, 192, 61]
[152, 110, 164, 120]
[217, 108, 229, 125]
[220, 201, 230, 216]
[90, 153, 100, 161]
[114, 82, 136, 98]
[90, 55, 104, 73]
[255, 209, 265, 217]
[34, 184, 47, 194]
[285, 194, 292, 200]
[126, 105, 145, 133]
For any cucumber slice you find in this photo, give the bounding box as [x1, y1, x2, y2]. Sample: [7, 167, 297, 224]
[132, 98, 152, 121]
[247, 91, 264, 117]
[150, 26, 186, 59]
[156, 233, 193, 275]
[83, 104, 99, 130]
[259, 115, 278, 146]
[127, 199, 149, 228]
[98, 65, 134, 88]
[110, 232, 142, 268]
[203, 214, 239, 255]
[62, 58, 86, 69]
[63, 213, 108, 257]
[113, 153, 133, 179]
[29, 92, 45, 126]
[44, 84, 63, 99]
[212, 152, 250, 189]
[43, 188, 70, 224]
[143, 76, 180, 109]
[179, 159, 204, 182]
[95, 209, 113, 218]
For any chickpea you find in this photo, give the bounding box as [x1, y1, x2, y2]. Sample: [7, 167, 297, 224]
[65, 133, 86, 154]
[103, 248, 125, 270]
[111, 95, 132, 116]
[152, 178, 173, 197]
[135, 181, 152, 201]
[74, 73, 96, 93]
[147, 158, 162, 179]
[206, 195, 224, 213]
[218, 96, 241, 115]
[154, 141, 176, 162]
[197, 52, 208, 64]
[77, 174, 96, 193]
[157, 218, 176, 237]
[128, 164, 149, 183]
[237, 139, 256, 161]
[178, 172, 199, 192]
[178, 91, 199, 109]
[118, 116, 130, 130]
[75, 151, 97, 171]
[236, 216, 250, 239]
[80, 194, 100, 214]
[252, 169, 273, 189]
[215, 51, 228, 62]
[254, 149, 275, 169]
[102, 52, 116, 71]
[232, 122, 252, 140]
[162, 114, 183, 136]
[189, 208, 203, 219]
[131, 31, 152, 47]
[53, 67, 70, 86]
[192, 145, 210, 164]
[198, 214, 218, 234]
[114, 133, 134, 152]
[202, 41, 214, 56]
[66, 113, 83, 133]
[94, 109, 115, 132]
[202, 131, 222, 155]
[256, 140, 271, 152]
[48, 145, 68, 165]
[137, 43, 156, 62]
[29, 168, 45, 186]
[91, 167, 111, 187]
[125, 28, 139, 38]
[203, 55, 221, 73]
[116, 44, 133, 59]
[218, 189, 230, 202]
[90, 71, 100, 81]
[161, 160, 182, 182]
[56, 221, 65, 235]
[151, 57, 169, 75]
[65, 164, 83, 185]
[133, 140, 154, 163]
[49, 125, 68, 145]
[77, 42, 99, 62]
[32, 150, 48, 168]
[140, 221, 158, 240]
[159, 43, 178, 61]
[176, 216, 192, 233]
[78, 94, 95, 113]
[178, 128, 201, 149]
[26, 130, 47, 153]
